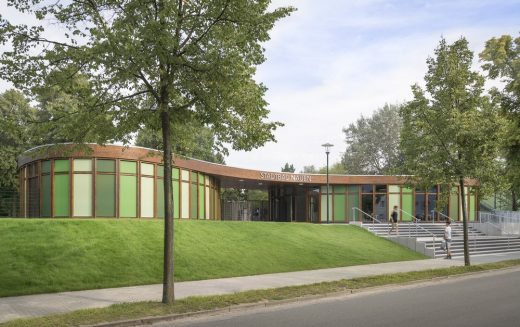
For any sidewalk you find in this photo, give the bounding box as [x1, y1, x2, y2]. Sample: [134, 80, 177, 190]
[1, 252, 519, 323]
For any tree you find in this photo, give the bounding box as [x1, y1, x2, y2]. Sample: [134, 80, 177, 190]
[1, 0, 294, 304]
[300, 163, 345, 174]
[480, 34, 520, 211]
[341, 103, 404, 175]
[400, 38, 507, 266]
[281, 162, 295, 172]
[0, 90, 36, 190]
[136, 123, 225, 164]
[301, 165, 318, 174]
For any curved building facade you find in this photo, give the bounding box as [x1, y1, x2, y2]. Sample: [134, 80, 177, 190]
[18, 144, 479, 222]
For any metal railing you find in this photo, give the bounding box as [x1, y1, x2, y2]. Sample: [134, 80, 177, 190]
[400, 209, 437, 257]
[432, 210, 478, 251]
[352, 207, 383, 224]
[479, 212, 520, 235]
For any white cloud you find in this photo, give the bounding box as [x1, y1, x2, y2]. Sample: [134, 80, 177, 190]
[226, 1, 520, 172]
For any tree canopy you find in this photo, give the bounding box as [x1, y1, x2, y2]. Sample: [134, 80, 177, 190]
[400, 37, 507, 265]
[341, 103, 404, 175]
[135, 123, 225, 164]
[0, 0, 294, 303]
[480, 34, 520, 210]
[281, 162, 295, 172]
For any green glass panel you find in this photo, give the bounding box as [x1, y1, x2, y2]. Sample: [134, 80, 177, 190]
[389, 185, 400, 193]
[191, 182, 198, 218]
[54, 159, 69, 173]
[97, 159, 115, 173]
[334, 185, 346, 193]
[157, 165, 164, 178]
[120, 161, 137, 174]
[388, 194, 400, 220]
[198, 184, 205, 219]
[205, 186, 210, 219]
[140, 177, 154, 217]
[54, 175, 69, 217]
[402, 194, 413, 221]
[73, 174, 92, 216]
[41, 175, 51, 217]
[402, 186, 413, 193]
[74, 159, 92, 172]
[469, 195, 475, 221]
[450, 192, 459, 221]
[157, 179, 164, 218]
[42, 161, 51, 174]
[191, 172, 197, 183]
[333, 194, 346, 222]
[347, 185, 359, 193]
[198, 174, 205, 184]
[321, 186, 332, 194]
[172, 168, 180, 180]
[347, 193, 359, 221]
[120, 175, 137, 217]
[181, 182, 189, 218]
[320, 194, 332, 222]
[173, 180, 180, 218]
[141, 163, 154, 176]
[96, 174, 115, 217]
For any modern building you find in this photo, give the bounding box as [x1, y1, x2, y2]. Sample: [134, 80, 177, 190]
[18, 144, 479, 222]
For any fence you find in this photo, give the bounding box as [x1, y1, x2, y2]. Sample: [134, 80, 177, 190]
[479, 211, 520, 235]
[0, 188, 20, 217]
[221, 200, 269, 221]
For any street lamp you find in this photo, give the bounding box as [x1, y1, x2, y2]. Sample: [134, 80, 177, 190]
[322, 143, 334, 224]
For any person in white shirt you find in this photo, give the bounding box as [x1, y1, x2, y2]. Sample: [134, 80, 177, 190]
[444, 220, 452, 259]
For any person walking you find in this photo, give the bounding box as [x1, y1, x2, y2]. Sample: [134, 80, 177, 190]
[444, 220, 452, 259]
[389, 205, 399, 235]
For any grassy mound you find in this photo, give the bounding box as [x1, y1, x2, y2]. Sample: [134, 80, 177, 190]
[0, 219, 425, 297]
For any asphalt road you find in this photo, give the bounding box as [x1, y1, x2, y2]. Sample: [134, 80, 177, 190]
[154, 267, 520, 327]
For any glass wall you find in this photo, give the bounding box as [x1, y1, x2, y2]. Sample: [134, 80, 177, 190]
[73, 159, 92, 217]
[120, 161, 137, 217]
[19, 157, 219, 220]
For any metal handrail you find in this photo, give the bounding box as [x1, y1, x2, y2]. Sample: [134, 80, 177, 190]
[432, 210, 477, 251]
[399, 209, 437, 257]
[352, 207, 384, 224]
[431, 210, 450, 222]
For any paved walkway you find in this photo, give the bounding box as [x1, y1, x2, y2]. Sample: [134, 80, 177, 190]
[1, 252, 519, 323]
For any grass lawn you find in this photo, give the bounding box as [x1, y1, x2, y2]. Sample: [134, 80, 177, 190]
[0, 219, 425, 297]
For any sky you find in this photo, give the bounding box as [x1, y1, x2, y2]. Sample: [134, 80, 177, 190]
[225, 0, 520, 172]
[1, 0, 519, 173]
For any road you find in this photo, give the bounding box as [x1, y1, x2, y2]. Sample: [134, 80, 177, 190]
[153, 267, 520, 327]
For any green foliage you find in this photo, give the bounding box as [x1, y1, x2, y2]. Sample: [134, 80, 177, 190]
[301, 163, 345, 174]
[342, 103, 405, 175]
[480, 34, 520, 210]
[0, 219, 424, 297]
[0, 0, 294, 152]
[301, 165, 318, 173]
[400, 38, 507, 200]
[0, 90, 36, 189]
[135, 123, 225, 164]
[281, 162, 295, 172]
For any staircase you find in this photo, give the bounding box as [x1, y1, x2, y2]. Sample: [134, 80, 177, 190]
[362, 222, 520, 258]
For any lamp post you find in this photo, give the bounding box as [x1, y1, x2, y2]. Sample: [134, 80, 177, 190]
[322, 143, 333, 224]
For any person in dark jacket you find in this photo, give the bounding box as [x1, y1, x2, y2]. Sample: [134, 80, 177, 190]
[389, 205, 399, 234]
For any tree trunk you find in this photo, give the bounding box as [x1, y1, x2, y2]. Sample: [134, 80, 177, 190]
[512, 189, 518, 211]
[161, 109, 175, 304]
[459, 178, 470, 266]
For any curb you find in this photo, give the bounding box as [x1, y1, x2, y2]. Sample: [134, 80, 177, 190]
[73, 265, 520, 327]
